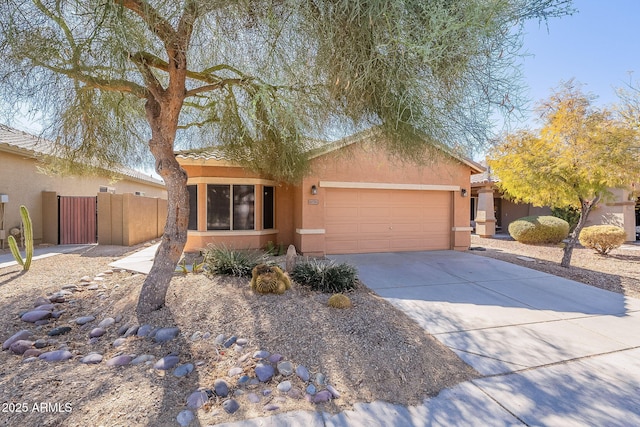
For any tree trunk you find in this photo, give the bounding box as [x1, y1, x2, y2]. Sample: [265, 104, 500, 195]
[136, 99, 189, 314]
[560, 196, 599, 268]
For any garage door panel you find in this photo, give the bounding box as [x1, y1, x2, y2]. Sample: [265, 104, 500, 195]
[325, 188, 451, 254]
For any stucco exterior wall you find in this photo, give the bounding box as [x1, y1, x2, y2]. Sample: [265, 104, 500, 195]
[0, 151, 166, 246]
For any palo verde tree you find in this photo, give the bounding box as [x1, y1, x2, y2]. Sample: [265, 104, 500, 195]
[0, 1, 573, 313]
[490, 81, 640, 267]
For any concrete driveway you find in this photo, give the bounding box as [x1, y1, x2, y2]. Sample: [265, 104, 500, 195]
[329, 251, 640, 426]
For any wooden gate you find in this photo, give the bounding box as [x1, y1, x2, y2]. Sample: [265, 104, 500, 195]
[59, 196, 97, 244]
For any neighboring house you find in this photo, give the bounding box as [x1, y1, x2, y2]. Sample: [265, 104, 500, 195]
[176, 128, 484, 255]
[0, 124, 167, 247]
[471, 166, 639, 241]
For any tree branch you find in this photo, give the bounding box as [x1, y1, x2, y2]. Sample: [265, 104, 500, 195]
[115, 0, 176, 45]
[184, 79, 245, 97]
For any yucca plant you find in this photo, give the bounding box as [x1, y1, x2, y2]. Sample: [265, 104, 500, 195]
[291, 259, 358, 293]
[8, 205, 33, 271]
[203, 244, 266, 277]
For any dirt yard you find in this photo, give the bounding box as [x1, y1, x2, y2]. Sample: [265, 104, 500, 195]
[0, 244, 476, 427]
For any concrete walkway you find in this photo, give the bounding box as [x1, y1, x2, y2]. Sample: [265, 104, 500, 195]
[0, 244, 93, 269]
[108, 243, 159, 274]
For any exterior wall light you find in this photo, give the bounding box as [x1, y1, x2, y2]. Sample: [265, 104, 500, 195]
[461, 188, 468, 197]
[311, 185, 318, 195]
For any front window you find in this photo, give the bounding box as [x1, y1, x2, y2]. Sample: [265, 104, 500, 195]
[207, 184, 255, 231]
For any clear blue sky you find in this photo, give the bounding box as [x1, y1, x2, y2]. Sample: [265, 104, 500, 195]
[514, 0, 640, 128]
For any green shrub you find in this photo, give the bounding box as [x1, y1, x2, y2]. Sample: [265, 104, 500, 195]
[508, 215, 569, 244]
[551, 206, 581, 232]
[291, 259, 358, 293]
[579, 225, 626, 255]
[203, 245, 266, 277]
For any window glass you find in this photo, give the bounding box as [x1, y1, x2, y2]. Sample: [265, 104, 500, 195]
[233, 185, 255, 230]
[207, 185, 230, 230]
[263, 186, 274, 229]
[187, 185, 198, 230]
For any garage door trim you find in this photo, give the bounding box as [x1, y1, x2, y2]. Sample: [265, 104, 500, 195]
[319, 180, 460, 192]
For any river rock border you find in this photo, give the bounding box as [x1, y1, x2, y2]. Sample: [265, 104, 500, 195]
[1, 269, 340, 426]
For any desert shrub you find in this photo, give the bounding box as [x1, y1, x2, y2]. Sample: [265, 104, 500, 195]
[328, 293, 352, 308]
[203, 244, 266, 277]
[579, 225, 626, 255]
[551, 206, 581, 231]
[508, 215, 569, 244]
[291, 259, 358, 293]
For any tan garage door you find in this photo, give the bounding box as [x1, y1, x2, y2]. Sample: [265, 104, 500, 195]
[324, 188, 452, 254]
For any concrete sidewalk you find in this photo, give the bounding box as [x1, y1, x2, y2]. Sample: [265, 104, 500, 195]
[0, 244, 93, 269]
[108, 243, 159, 274]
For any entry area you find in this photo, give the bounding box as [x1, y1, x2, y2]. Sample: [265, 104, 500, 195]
[324, 188, 452, 254]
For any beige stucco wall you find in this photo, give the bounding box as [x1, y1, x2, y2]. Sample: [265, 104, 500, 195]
[0, 150, 166, 245]
[586, 188, 637, 241]
[98, 193, 167, 246]
[179, 140, 477, 254]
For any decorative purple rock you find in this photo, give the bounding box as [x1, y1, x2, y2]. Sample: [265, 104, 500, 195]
[75, 315, 96, 325]
[277, 361, 294, 376]
[153, 327, 180, 343]
[173, 363, 194, 377]
[296, 365, 310, 382]
[253, 350, 269, 359]
[39, 349, 73, 362]
[154, 355, 180, 370]
[223, 335, 237, 348]
[313, 390, 332, 403]
[130, 354, 155, 365]
[214, 379, 229, 397]
[326, 385, 341, 398]
[89, 328, 106, 338]
[34, 319, 50, 326]
[137, 324, 153, 337]
[10, 340, 34, 355]
[98, 317, 115, 329]
[186, 391, 208, 409]
[176, 410, 195, 427]
[263, 404, 280, 411]
[255, 363, 275, 382]
[33, 296, 51, 307]
[247, 393, 260, 403]
[222, 399, 240, 414]
[106, 354, 134, 366]
[2, 330, 32, 350]
[112, 337, 127, 347]
[23, 349, 42, 358]
[34, 304, 55, 311]
[268, 353, 283, 363]
[277, 381, 292, 393]
[80, 353, 103, 364]
[21, 310, 52, 323]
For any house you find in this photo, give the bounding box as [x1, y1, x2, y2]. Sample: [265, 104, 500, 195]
[0, 124, 167, 247]
[176, 129, 484, 255]
[471, 166, 639, 241]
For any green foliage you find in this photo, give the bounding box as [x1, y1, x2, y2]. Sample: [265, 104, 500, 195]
[327, 293, 352, 309]
[508, 215, 569, 244]
[250, 264, 292, 295]
[579, 225, 626, 255]
[551, 206, 581, 231]
[0, 1, 574, 181]
[291, 259, 358, 293]
[203, 245, 266, 277]
[7, 205, 33, 271]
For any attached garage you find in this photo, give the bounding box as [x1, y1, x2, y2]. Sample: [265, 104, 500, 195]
[324, 187, 453, 254]
[177, 127, 484, 255]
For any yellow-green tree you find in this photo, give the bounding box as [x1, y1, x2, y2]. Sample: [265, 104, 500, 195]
[490, 81, 640, 267]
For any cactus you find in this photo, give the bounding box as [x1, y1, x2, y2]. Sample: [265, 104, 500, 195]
[8, 205, 33, 271]
[250, 264, 291, 294]
[328, 293, 352, 309]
